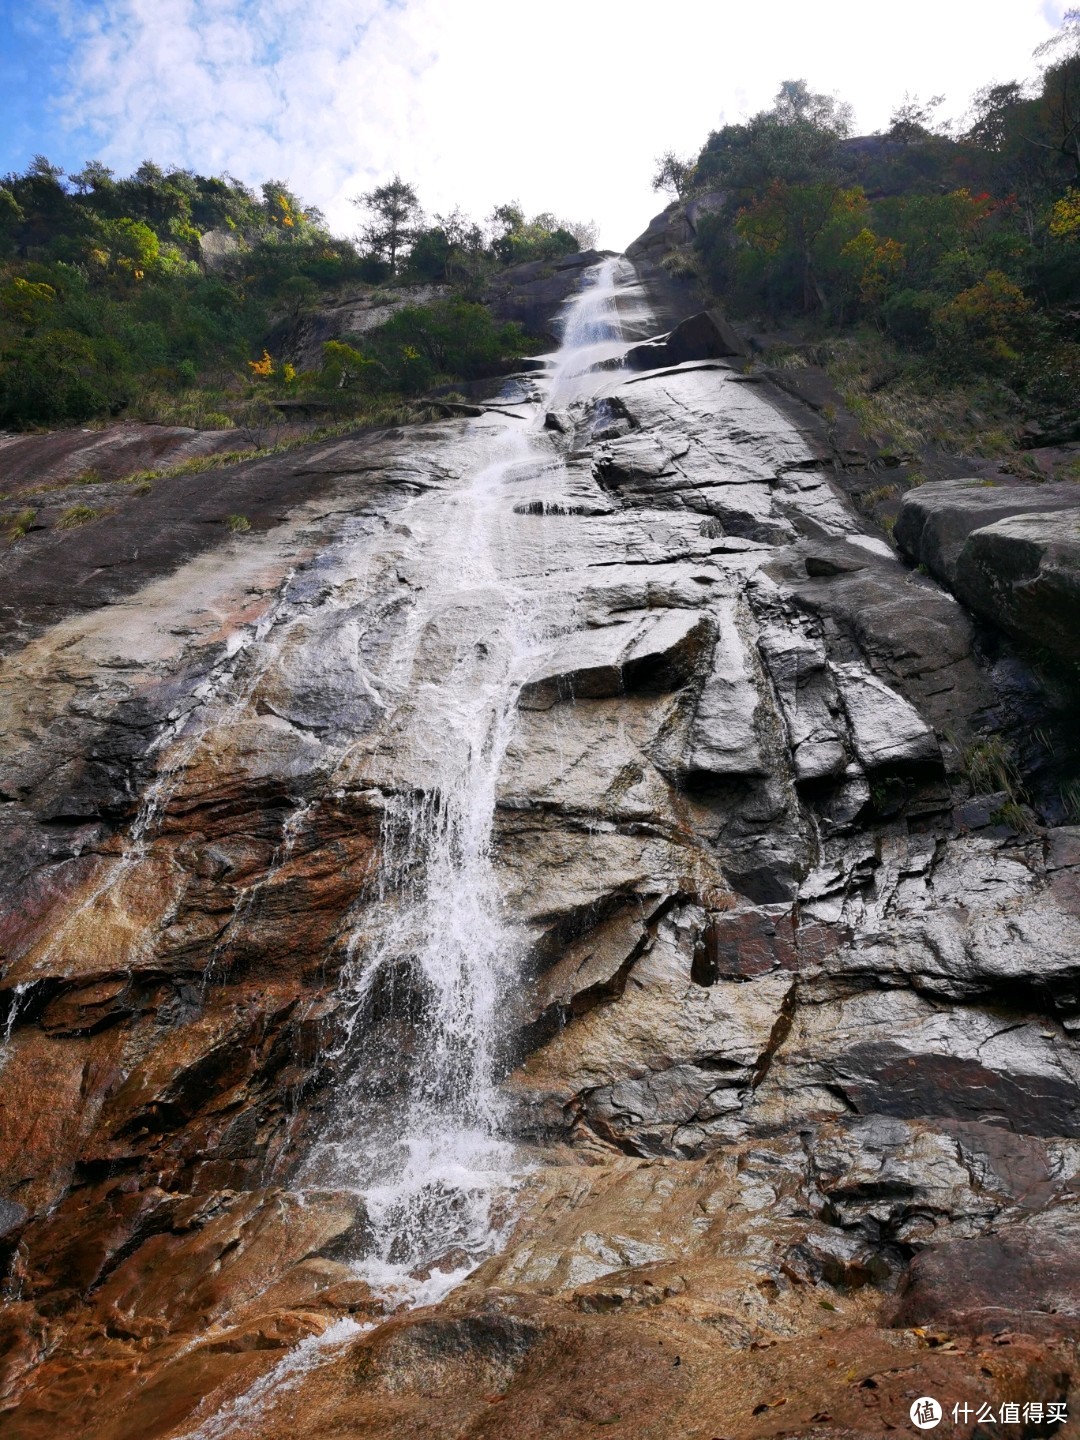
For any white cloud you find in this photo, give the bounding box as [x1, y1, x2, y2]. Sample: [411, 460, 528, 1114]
[50, 0, 1066, 249]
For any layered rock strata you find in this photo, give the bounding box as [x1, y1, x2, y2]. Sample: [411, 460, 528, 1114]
[1, 272, 1078, 1439]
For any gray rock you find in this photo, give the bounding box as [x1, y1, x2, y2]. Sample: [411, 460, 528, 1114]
[199, 227, 243, 273]
[831, 663, 940, 771]
[758, 627, 848, 783]
[279, 281, 454, 369]
[681, 601, 767, 779]
[518, 610, 712, 710]
[894, 479, 1080, 665]
[0, 1195, 27, 1238]
[509, 905, 796, 1152]
[5, 238, 1080, 1425]
[775, 989, 1080, 1138]
[956, 509, 1080, 664]
[894, 478, 1080, 582]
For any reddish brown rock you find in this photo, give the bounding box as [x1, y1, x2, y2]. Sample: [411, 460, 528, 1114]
[893, 1228, 1080, 1339]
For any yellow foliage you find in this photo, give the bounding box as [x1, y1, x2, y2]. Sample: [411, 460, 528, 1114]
[840, 228, 905, 304]
[248, 349, 274, 377]
[0, 277, 57, 326]
[282, 362, 297, 383]
[1049, 188, 1080, 241]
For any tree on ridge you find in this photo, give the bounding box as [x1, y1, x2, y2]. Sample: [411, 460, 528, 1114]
[352, 175, 422, 274]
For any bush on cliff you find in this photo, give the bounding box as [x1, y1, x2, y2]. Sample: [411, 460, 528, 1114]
[363, 299, 529, 391]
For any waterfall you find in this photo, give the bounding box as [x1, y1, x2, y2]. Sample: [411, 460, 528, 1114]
[301, 257, 644, 1308]
[548, 255, 650, 408]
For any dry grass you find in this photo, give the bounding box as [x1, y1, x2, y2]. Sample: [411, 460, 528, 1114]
[57, 504, 100, 529]
[963, 733, 1022, 798]
[816, 333, 1030, 461]
[3, 507, 36, 541]
[859, 483, 902, 510]
[129, 387, 238, 430]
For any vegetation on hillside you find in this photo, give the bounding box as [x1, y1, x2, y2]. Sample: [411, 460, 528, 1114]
[0, 158, 593, 432]
[655, 12, 1080, 442]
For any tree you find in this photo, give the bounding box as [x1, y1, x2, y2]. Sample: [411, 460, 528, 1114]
[1032, 8, 1080, 179]
[772, 79, 853, 135]
[70, 161, 115, 195]
[365, 298, 527, 389]
[29, 155, 65, 183]
[487, 201, 525, 260]
[964, 81, 1027, 151]
[735, 181, 867, 315]
[352, 175, 422, 274]
[560, 216, 599, 250]
[487, 203, 578, 264]
[886, 93, 947, 143]
[651, 151, 694, 197]
[695, 80, 853, 202]
[0, 187, 22, 248]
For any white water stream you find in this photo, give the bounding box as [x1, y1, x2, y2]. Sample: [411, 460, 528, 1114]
[297, 257, 649, 1309]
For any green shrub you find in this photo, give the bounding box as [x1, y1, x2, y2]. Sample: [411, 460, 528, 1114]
[881, 288, 937, 347]
[365, 299, 527, 390]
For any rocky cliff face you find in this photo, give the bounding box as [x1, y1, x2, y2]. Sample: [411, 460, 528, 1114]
[1, 248, 1078, 1440]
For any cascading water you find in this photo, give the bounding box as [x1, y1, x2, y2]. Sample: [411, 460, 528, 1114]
[549, 255, 650, 407]
[300, 257, 649, 1308]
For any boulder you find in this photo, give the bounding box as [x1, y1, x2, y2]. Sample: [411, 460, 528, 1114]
[625, 203, 694, 263]
[956, 509, 1080, 665]
[893, 477, 1080, 583]
[624, 309, 745, 372]
[272, 282, 452, 369]
[198, 227, 243, 273]
[894, 479, 1080, 666]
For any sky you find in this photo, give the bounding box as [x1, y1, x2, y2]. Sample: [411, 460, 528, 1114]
[0, 0, 1071, 250]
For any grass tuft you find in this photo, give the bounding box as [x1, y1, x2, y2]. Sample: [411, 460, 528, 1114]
[3, 507, 36, 541]
[57, 504, 99, 530]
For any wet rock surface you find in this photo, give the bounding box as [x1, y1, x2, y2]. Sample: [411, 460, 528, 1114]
[1, 259, 1078, 1439]
[895, 478, 1080, 667]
